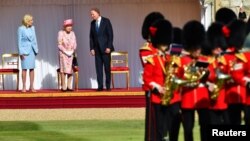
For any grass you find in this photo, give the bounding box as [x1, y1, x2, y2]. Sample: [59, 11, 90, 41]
[0, 120, 200, 141]
[0, 120, 144, 141]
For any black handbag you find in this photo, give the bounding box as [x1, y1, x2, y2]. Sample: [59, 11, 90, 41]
[72, 53, 78, 69]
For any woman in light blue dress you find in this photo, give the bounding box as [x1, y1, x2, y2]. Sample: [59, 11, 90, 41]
[17, 14, 38, 93]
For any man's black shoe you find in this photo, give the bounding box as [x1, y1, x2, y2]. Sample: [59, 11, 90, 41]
[106, 88, 111, 91]
[97, 88, 103, 91]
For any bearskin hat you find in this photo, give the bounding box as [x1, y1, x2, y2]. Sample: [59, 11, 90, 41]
[215, 7, 237, 25]
[225, 19, 247, 50]
[204, 22, 227, 55]
[173, 27, 183, 44]
[141, 12, 165, 41]
[150, 19, 173, 47]
[182, 20, 205, 52]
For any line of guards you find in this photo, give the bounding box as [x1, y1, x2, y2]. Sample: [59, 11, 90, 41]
[139, 8, 250, 141]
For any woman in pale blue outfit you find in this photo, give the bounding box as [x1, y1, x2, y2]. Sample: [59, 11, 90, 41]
[17, 14, 38, 93]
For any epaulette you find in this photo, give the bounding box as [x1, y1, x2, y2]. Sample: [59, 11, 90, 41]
[235, 53, 248, 63]
[217, 55, 227, 65]
[139, 42, 151, 51]
[207, 56, 216, 68]
[207, 56, 215, 64]
[145, 56, 154, 65]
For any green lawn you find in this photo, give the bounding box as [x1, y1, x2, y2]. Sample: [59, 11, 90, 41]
[0, 120, 199, 141]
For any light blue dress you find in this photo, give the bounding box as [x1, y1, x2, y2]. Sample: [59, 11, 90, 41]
[17, 25, 38, 69]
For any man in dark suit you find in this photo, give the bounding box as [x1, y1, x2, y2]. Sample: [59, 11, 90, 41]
[239, 7, 247, 21]
[89, 8, 114, 91]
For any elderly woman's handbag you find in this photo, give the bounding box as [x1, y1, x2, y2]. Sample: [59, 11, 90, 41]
[72, 52, 79, 71]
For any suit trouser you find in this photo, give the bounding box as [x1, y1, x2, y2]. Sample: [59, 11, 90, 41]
[95, 53, 111, 89]
[181, 109, 209, 141]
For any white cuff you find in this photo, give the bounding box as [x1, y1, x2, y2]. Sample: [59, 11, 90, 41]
[149, 82, 161, 91]
[65, 50, 74, 56]
[243, 77, 250, 86]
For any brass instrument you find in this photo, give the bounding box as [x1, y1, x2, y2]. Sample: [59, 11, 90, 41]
[210, 69, 231, 100]
[161, 55, 188, 106]
[183, 61, 207, 88]
[161, 57, 209, 105]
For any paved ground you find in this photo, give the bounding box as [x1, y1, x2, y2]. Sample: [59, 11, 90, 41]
[0, 108, 145, 121]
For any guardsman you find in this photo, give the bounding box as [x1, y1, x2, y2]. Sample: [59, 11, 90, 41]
[202, 22, 230, 125]
[143, 19, 173, 141]
[243, 18, 250, 125]
[242, 17, 250, 125]
[176, 20, 210, 141]
[243, 50, 250, 125]
[138, 12, 164, 141]
[165, 26, 183, 141]
[220, 19, 247, 125]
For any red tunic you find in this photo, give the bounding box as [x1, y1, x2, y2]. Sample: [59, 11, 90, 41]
[176, 55, 210, 109]
[207, 56, 228, 110]
[139, 42, 158, 91]
[143, 51, 181, 104]
[243, 51, 250, 105]
[220, 50, 247, 104]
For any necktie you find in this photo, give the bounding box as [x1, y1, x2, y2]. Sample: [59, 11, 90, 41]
[95, 20, 99, 32]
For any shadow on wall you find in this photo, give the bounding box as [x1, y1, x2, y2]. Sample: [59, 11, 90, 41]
[40, 73, 58, 89]
[17, 59, 58, 90]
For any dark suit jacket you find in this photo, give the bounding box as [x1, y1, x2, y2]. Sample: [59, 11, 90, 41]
[239, 12, 247, 20]
[90, 17, 114, 54]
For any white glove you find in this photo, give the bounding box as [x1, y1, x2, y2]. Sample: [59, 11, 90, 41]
[64, 50, 74, 57]
[206, 82, 215, 92]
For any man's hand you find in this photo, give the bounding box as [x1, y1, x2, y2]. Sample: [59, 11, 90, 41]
[90, 49, 95, 56]
[105, 48, 111, 54]
[206, 82, 215, 92]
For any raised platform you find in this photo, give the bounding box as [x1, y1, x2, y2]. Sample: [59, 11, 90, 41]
[0, 88, 145, 109]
